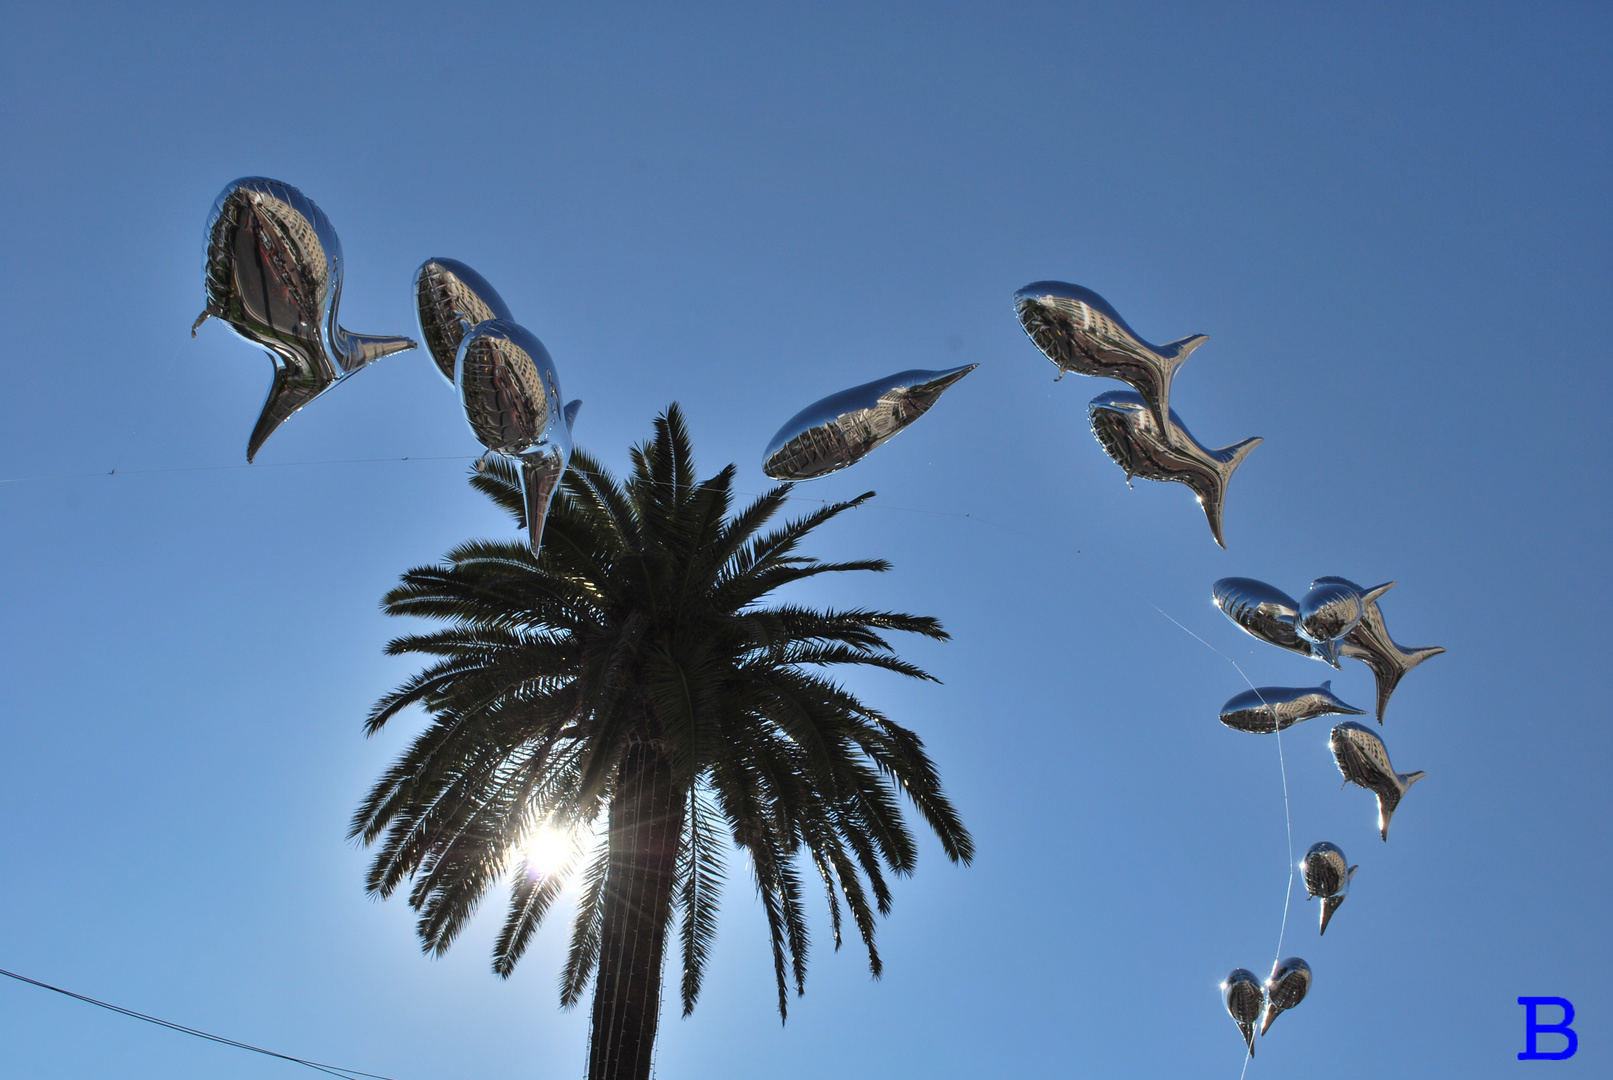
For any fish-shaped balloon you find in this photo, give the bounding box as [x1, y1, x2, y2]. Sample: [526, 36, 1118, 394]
[1013, 281, 1206, 440]
[1297, 576, 1393, 664]
[1219, 681, 1365, 734]
[1261, 957, 1311, 1035]
[414, 257, 514, 384]
[762, 365, 976, 481]
[192, 177, 417, 461]
[1338, 586, 1445, 723]
[456, 319, 581, 551]
[1302, 841, 1358, 936]
[1211, 577, 1333, 664]
[1330, 721, 1425, 840]
[1087, 391, 1261, 548]
[1222, 968, 1263, 1056]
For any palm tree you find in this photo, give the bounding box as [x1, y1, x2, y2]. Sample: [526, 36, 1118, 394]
[351, 405, 973, 1080]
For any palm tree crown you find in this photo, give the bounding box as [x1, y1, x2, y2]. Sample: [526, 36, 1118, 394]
[352, 405, 973, 1080]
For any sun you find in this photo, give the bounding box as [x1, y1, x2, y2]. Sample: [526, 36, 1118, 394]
[517, 824, 573, 878]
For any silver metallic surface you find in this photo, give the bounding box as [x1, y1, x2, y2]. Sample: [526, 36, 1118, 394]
[1339, 586, 1446, 723]
[1261, 957, 1311, 1036]
[456, 319, 581, 550]
[1222, 968, 1263, 1056]
[1211, 577, 1331, 663]
[1302, 841, 1358, 936]
[762, 365, 976, 481]
[414, 258, 514, 384]
[1013, 280, 1206, 439]
[193, 177, 417, 461]
[1087, 391, 1261, 548]
[1330, 721, 1425, 841]
[1297, 577, 1394, 666]
[1218, 681, 1365, 734]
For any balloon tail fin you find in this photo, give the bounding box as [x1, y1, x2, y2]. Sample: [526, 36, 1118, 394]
[520, 450, 567, 552]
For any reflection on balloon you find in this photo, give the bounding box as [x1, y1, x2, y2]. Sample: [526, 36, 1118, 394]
[456, 319, 581, 551]
[415, 258, 513, 384]
[1302, 841, 1358, 936]
[1087, 391, 1261, 548]
[1261, 957, 1311, 1035]
[1211, 577, 1332, 664]
[1330, 721, 1425, 841]
[1222, 968, 1263, 1056]
[1219, 681, 1364, 734]
[193, 177, 417, 462]
[1297, 577, 1392, 665]
[1339, 589, 1446, 723]
[761, 365, 976, 481]
[1013, 280, 1205, 439]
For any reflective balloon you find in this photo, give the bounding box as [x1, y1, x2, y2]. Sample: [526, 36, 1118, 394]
[1211, 577, 1332, 664]
[1222, 968, 1263, 1056]
[1261, 957, 1311, 1035]
[762, 365, 976, 481]
[1339, 587, 1446, 723]
[456, 319, 581, 550]
[1013, 280, 1206, 439]
[415, 258, 514, 384]
[192, 177, 417, 462]
[1087, 391, 1261, 548]
[1219, 681, 1365, 734]
[1297, 577, 1392, 664]
[1302, 841, 1358, 936]
[1330, 721, 1425, 841]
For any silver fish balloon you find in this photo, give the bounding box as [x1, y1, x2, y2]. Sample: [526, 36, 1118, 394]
[456, 319, 581, 551]
[1222, 968, 1263, 1056]
[762, 365, 976, 481]
[1338, 586, 1445, 723]
[1302, 841, 1358, 936]
[1219, 681, 1365, 734]
[1013, 281, 1206, 440]
[414, 257, 514, 385]
[1297, 576, 1394, 665]
[1261, 957, 1311, 1035]
[1330, 721, 1425, 841]
[1211, 577, 1333, 664]
[192, 177, 417, 462]
[1087, 391, 1261, 548]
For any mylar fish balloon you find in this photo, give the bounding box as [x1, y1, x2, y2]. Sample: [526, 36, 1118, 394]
[1219, 681, 1365, 734]
[1302, 841, 1358, 936]
[414, 258, 514, 384]
[1339, 587, 1445, 723]
[193, 177, 417, 461]
[1330, 721, 1425, 840]
[762, 365, 976, 481]
[1013, 281, 1205, 440]
[1222, 968, 1263, 1056]
[1297, 576, 1392, 664]
[1087, 391, 1261, 548]
[1261, 957, 1311, 1035]
[1211, 577, 1332, 664]
[457, 319, 581, 551]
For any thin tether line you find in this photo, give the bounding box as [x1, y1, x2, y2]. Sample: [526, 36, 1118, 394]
[0, 965, 399, 1080]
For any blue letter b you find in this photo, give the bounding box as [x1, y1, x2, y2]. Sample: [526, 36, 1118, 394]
[1518, 997, 1577, 1060]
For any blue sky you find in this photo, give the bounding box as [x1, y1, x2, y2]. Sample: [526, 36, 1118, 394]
[0, 2, 1608, 1077]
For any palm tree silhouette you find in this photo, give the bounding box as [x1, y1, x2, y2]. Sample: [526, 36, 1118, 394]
[352, 405, 973, 1080]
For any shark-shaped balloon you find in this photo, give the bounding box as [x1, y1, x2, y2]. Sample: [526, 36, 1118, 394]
[1013, 281, 1206, 440]
[1261, 957, 1311, 1036]
[1219, 681, 1365, 734]
[456, 319, 581, 551]
[1302, 841, 1358, 936]
[1211, 577, 1332, 664]
[1298, 576, 1393, 665]
[1338, 586, 1445, 723]
[1330, 721, 1425, 840]
[1222, 968, 1263, 1057]
[192, 177, 417, 462]
[1087, 391, 1261, 547]
[762, 365, 976, 480]
[414, 258, 514, 385]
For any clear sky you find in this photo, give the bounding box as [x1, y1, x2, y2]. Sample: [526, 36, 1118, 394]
[1, 2, 1608, 1077]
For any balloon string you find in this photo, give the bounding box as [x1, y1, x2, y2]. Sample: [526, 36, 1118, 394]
[1146, 603, 1293, 1077]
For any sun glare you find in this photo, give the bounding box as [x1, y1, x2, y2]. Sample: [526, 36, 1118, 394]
[519, 825, 574, 878]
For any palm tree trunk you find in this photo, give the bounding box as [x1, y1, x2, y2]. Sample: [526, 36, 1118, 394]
[588, 737, 684, 1080]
